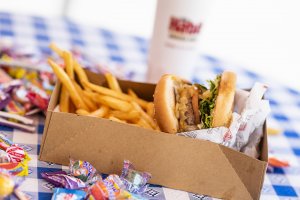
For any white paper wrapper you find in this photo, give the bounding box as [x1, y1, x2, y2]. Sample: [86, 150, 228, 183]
[177, 82, 271, 158]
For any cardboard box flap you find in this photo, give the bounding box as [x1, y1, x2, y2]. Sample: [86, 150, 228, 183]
[219, 145, 267, 200]
[47, 82, 61, 111]
[40, 112, 257, 199]
[261, 123, 268, 162]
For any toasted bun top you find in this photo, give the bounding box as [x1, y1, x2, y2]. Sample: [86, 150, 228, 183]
[212, 71, 237, 127]
[154, 75, 179, 134]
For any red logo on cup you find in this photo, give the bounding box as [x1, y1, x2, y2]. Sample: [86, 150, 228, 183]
[169, 17, 202, 41]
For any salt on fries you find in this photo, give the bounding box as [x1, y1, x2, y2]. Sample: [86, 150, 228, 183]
[49, 43, 159, 131]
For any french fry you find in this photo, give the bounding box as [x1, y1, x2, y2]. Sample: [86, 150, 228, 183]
[83, 81, 148, 109]
[105, 73, 122, 93]
[63, 51, 74, 79]
[60, 51, 74, 112]
[49, 43, 63, 57]
[95, 94, 132, 112]
[82, 90, 96, 99]
[49, 45, 72, 112]
[137, 118, 153, 130]
[131, 101, 159, 130]
[76, 109, 90, 115]
[83, 96, 98, 111]
[146, 102, 155, 118]
[108, 116, 126, 123]
[82, 90, 100, 105]
[59, 86, 69, 112]
[88, 106, 109, 118]
[72, 80, 97, 111]
[48, 59, 89, 111]
[73, 60, 91, 91]
[110, 110, 140, 121]
[128, 88, 138, 98]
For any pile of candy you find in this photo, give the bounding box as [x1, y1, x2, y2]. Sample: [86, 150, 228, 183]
[0, 40, 134, 133]
[0, 47, 56, 132]
[0, 134, 31, 199]
[41, 159, 151, 200]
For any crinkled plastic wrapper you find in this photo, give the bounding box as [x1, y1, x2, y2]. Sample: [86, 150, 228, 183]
[177, 82, 271, 158]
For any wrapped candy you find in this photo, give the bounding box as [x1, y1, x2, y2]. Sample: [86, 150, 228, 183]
[52, 188, 87, 200]
[0, 80, 22, 93]
[41, 171, 86, 189]
[12, 86, 30, 104]
[0, 134, 13, 149]
[5, 144, 26, 163]
[89, 174, 131, 200]
[0, 90, 11, 110]
[120, 160, 151, 194]
[0, 149, 10, 163]
[0, 111, 36, 132]
[0, 168, 15, 198]
[26, 91, 49, 111]
[25, 81, 49, 111]
[69, 158, 99, 183]
[4, 100, 25, 115]
[0, 134, 31, 176]
[0, 159, 30, 176]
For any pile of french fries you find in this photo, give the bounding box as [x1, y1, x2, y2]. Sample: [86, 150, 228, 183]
[48, 43, 159, 131]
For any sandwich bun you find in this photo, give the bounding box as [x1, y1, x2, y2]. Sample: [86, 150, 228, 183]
[154, 75, 180, 134]
[212, 71, 236, 127]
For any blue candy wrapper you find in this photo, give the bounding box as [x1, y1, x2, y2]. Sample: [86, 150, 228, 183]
[51, 188, 86, 200]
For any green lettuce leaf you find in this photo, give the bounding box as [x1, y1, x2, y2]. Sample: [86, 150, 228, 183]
[198, 75, 221, 128]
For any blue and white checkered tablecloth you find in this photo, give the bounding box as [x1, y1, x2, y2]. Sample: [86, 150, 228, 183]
[1, 12, 300, 200]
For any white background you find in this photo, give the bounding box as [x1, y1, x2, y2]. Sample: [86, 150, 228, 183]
[0, 0, 299, 90]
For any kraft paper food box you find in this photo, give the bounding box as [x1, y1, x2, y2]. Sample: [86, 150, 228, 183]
[39, 71, 268, 200]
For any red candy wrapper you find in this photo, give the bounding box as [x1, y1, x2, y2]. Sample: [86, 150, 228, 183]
[26, 91, 48, 111]
[6, 144, 26, 163]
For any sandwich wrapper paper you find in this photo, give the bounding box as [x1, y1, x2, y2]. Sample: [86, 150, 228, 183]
[178, 82, 271, 158]
[40, 71, 270, 200]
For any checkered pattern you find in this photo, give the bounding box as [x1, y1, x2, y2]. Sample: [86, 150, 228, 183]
[1, 12, 300, 200]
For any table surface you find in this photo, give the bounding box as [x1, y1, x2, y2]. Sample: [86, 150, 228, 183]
[1, 12, 300, 200]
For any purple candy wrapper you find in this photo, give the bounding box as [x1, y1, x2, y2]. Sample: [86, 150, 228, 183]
[41, 171, 86, 189]
[0, 91, 11, 110]
[0, 80, 22, 94]
[120, 160, 151, 194]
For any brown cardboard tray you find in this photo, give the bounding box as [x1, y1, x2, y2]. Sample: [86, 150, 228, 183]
[39, 71, 268, 200]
